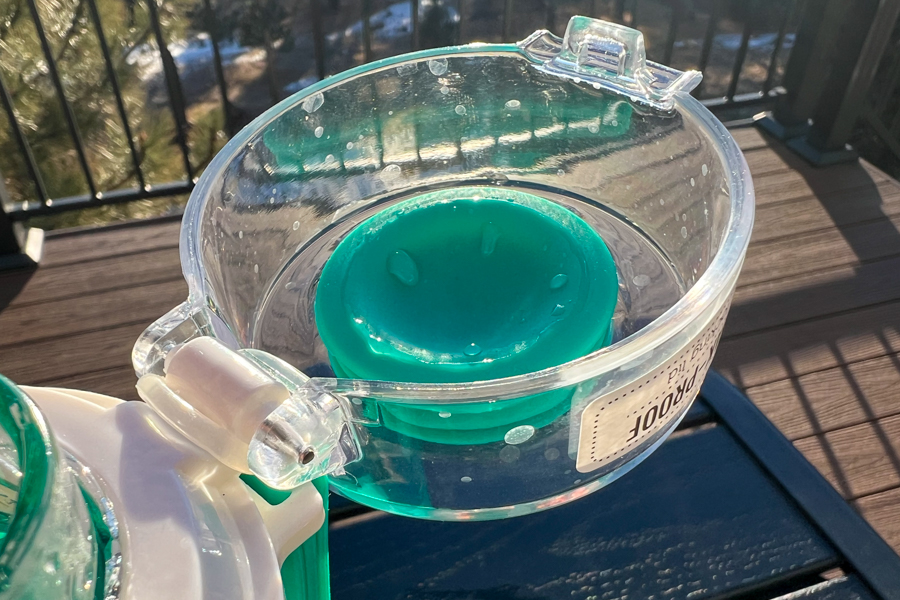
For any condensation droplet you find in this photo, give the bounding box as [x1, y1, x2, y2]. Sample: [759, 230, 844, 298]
[505, 99, 521, 110]
[285, 281, 295, 290]
[439, 411, 451, 418]
[293, 221, 300, 230]
[557, 169, 565, 176]
[552, 304, 566, 316]
[592, 82, 601, 89]
[504, 425, 535, 445]
[253, 264, 259, 273]
[550, 274, 568, 289]
[268, 197, 275, 204]
[346, 141, 354, 150]
[352, 398, 363, 405]
[314, 126, 324, 138]
[690, 177, 696, 187]
[387, 250, 419, 286]
[388, 110, 393, 115]
[659, 198, 665, 205]
[681, 226, 688, 238]
[588, 122, 599, 134]
[544, 448, 560, 461]
[681, 213, 686, 222]
[574, 479, 582, 484]
[460, 476, 473, 483]
[301, 92, 324, 113]
[481, 223, 500, 255]
[464, 343, 482, 357]
[238, 230, 244, 239]
[633, 274, 651, 287]
[440, 85, 449, 95]
[381, 164, 402, 180]
[500, 445, 521, 463]
[428, 57, 448, 75]
[701, 164, 709, 176]
[455, 104, 466, 115]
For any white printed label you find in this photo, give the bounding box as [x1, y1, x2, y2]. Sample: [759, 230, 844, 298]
[575, 302, 730, 473]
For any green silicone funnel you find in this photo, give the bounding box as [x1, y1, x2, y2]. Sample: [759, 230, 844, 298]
[314, 186, 618, 442]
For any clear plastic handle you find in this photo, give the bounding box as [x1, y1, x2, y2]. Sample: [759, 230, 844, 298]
[134, 307, 360, 490]
[519, 16, 702, 110]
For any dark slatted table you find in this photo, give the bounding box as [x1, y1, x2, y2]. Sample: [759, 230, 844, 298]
[325, 373, 900, 600]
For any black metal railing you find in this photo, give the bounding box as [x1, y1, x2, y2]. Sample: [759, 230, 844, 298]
[0, 0, 873, 268]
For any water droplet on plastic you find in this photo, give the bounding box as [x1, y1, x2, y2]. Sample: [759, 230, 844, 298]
[381, 164, 402, 180]
[460, 476, 472, 483]
[301, 92, 324, 113]
[702, 164, 708, 176]
[352, 398, 363, 405]
[346, 142, 354, 150]
[500, 445, 520, 463]
[681, 226, 688, 238]
[455, 104, 466, 115]
[681, 213, 686, 222]
[428, 58, 448, 75]
[574, 479, 582, 484]
[592, 82, 601, 89]
[481, 223, 500, 255]
[293, 221, 300, 230]
[544, 448, 560, 461]
[253, 264, 259, 273]
[659, 199, 665, 205]
[387, 250, 419, 286]
[633, 274, 651, 287]
[268, 197, 275, 204]
[611, 120, 618, 127]
[440, 85, 449, 94]
[550, 274, 568, 289]
[504, 425, 535, 445]
[285, 281, 295, 290]
[557, 169, 565, 176]
[238, 230, 243, 239]
[690, 177, 696, 187]
[505, 99, 521, 110]
[388, 110, 393, 115]
[552, 304, 566, 316]
[314, 126, 324, 138]
[588, 122, 599, 134]
[464, 343, 482, 357]
[439, 411, 451, 418]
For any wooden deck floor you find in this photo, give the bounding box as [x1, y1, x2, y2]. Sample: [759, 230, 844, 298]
[3, 125, 900, 554]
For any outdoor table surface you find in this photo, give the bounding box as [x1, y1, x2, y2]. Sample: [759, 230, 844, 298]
[326, 373, 900, 600]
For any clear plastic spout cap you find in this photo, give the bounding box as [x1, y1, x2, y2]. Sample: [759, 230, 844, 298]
[136, 337, 360, 489]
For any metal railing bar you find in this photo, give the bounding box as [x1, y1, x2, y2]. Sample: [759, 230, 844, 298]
[84, 0, 146, 189]
[0, 74, 49, 205]
[694, 0, 721, 97]
[362, 0, 373, 62]
[614, 0, 626, 23]
[663, 0, 681, 65]
[311, 0, 326, 81]
[874, 39, 900, 118]
[411, 0, 419, 50]
[700, 87, 785, 108]
[200, 0, 236, 137]
[503, 0, 513, 42]
[6, 180, 194, 219]
[145, 0, 194, 181]
[25, 0, 98, 199]
[726, 13, 754, 101]
[763, 0, 797, 94]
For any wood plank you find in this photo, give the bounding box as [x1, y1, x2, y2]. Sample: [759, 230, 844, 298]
[8, 247, 182, 308]
[740, 214, 900, 287]
[794, 414, 900, 500]
[0, 278, 187, 347]
[751, 160, 892, 208]
[0, 322, 147, 384]
[730, 126, 773, 153]
[727, 255, 900, 337]
[855, 487, 900, 554]
[752, 179, 900, 244]
[715, 299, 900, 388]
[41, 219, 180, 267]
[743, 353, 900, 441]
